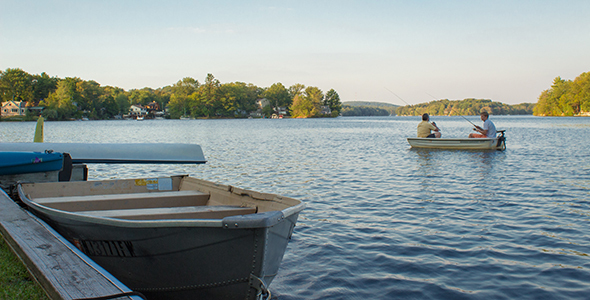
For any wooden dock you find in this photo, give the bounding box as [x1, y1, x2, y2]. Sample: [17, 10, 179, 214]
[0, 189, 143, 300]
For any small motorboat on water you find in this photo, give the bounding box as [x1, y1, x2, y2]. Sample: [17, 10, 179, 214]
[17, 175, 305, 300]
[407, 130, 506, 150]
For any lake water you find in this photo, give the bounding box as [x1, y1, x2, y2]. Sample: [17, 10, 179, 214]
[1, 116, 589, 299]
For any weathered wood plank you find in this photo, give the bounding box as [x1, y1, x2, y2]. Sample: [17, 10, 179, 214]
[0, 190, 142, 300]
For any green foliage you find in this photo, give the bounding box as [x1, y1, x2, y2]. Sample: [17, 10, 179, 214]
[341, 105, 390, 116]
[1, 68, 342, 120]
[534, 72, 590, 116]
[40, 79, 79, 120]
[289, 83, 305, 99]
[395, 98, 535, 116]
[263, 83, 291, 109]
[290, 91, 320, 118]
[324, 89, 342, 115]
[0, 68, 34, 103]
[342, 101, 398, 116]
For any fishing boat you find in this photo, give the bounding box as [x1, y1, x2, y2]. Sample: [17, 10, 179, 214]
[17, 175, 305, 300]
[407, 130, 506, 150]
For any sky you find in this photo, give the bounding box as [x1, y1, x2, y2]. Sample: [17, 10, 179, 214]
[1, 0, 589, 105]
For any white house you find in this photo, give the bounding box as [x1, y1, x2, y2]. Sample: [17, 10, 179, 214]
[1, 101, 27, 117]
[129, 104, 147, 116]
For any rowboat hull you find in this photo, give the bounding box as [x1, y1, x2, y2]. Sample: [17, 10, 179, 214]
[407, 137, 505, 150]
[17, 176, 304, 300]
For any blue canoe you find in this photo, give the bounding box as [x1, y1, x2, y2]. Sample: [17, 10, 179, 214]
[0, 152, 64, 175]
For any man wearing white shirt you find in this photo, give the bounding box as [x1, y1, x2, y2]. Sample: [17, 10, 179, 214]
[469, 111, 496, 138]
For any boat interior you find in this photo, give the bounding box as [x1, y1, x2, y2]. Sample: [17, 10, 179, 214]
[19, 175, 300, 221]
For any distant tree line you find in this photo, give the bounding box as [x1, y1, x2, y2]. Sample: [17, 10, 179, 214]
[0, 68, 342, 120]
[340, 101, 398, 116]
[534, 72, 590, 116]
[341, 105, 391, 116]
[396, 98, 535, 116]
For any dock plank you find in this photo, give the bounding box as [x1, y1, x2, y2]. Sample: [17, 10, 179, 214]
[0, 190, 142, 300]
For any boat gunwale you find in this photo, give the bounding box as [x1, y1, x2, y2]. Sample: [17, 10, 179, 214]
[406, 137, 504, 150]
[407, 137, 498, 142]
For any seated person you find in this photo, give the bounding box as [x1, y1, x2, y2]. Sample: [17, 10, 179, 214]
[469, 111, 496, 138]
[417, 113, 441, 138]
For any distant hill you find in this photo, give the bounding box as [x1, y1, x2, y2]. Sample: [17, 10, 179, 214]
[343, 101, 399, 108]
[341, 101, 399, 116]
[395, 98, 535, 116]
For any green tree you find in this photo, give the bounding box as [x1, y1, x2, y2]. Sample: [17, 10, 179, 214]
[0, 68, 34, 103]
[196, 73, 221, 117]
[290, 87, 322, 118]
[263, 83, 291, 113]
[128, 88, 158, 106]
[289, 83, 305, 99]
[76, 80, 102, 116]
[40, 79, 78, 120]
[32, 72, 59, 104]
[168, 77, 199, 118]
[219, 82, 260, 117]
[324, 89, 342, 116]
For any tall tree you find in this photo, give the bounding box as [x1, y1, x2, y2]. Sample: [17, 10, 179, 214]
[32, 72, 59, 104]
[324, 89, 342, 116]
[76, 80, 102, 114]
[289, 83, 305, 99]
[197, 73, 221, 117]
[219, 82, 260, 117]
[0, 68, 34, 102]
[168, 77, 199, 118]
[290, 87, 323, 118]
[41, 79, 79, 120]
[263, 83, 291, 112]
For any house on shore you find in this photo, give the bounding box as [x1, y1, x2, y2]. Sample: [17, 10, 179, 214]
[1, 101, 27, 117]
[129, 104, 147, 119]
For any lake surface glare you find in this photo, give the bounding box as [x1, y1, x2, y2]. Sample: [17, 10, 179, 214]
[2, 116, 589, 299]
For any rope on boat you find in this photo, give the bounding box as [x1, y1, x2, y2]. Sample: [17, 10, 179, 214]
[250, 274, 272, 300]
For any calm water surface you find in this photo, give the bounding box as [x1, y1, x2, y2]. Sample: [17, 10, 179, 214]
[2, 116, 589, 299]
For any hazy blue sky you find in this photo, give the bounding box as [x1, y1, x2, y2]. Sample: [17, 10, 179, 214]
[2, 0, 589, 105]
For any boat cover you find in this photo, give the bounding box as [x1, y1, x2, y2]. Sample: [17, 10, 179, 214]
[0, 151, 63, 175]
[0, 143, 206, 164]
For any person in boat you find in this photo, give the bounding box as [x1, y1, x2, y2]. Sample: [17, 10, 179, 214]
[417, 113, 441, 138]
[469, 111, 496, 138]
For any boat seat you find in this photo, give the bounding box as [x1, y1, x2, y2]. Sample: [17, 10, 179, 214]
[33, 190, 210, 212]
[80, 205, 257, 220]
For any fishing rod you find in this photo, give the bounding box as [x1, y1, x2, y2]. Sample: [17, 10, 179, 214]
[460, 115, 479, 129]
[425, 92, 439, 101]
[384, 87, 411, 106]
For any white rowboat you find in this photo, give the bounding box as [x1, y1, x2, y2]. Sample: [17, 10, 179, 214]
[407, 130, 506, 150]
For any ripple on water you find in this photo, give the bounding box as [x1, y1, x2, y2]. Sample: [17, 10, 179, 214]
[2, 117, 589, 299]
